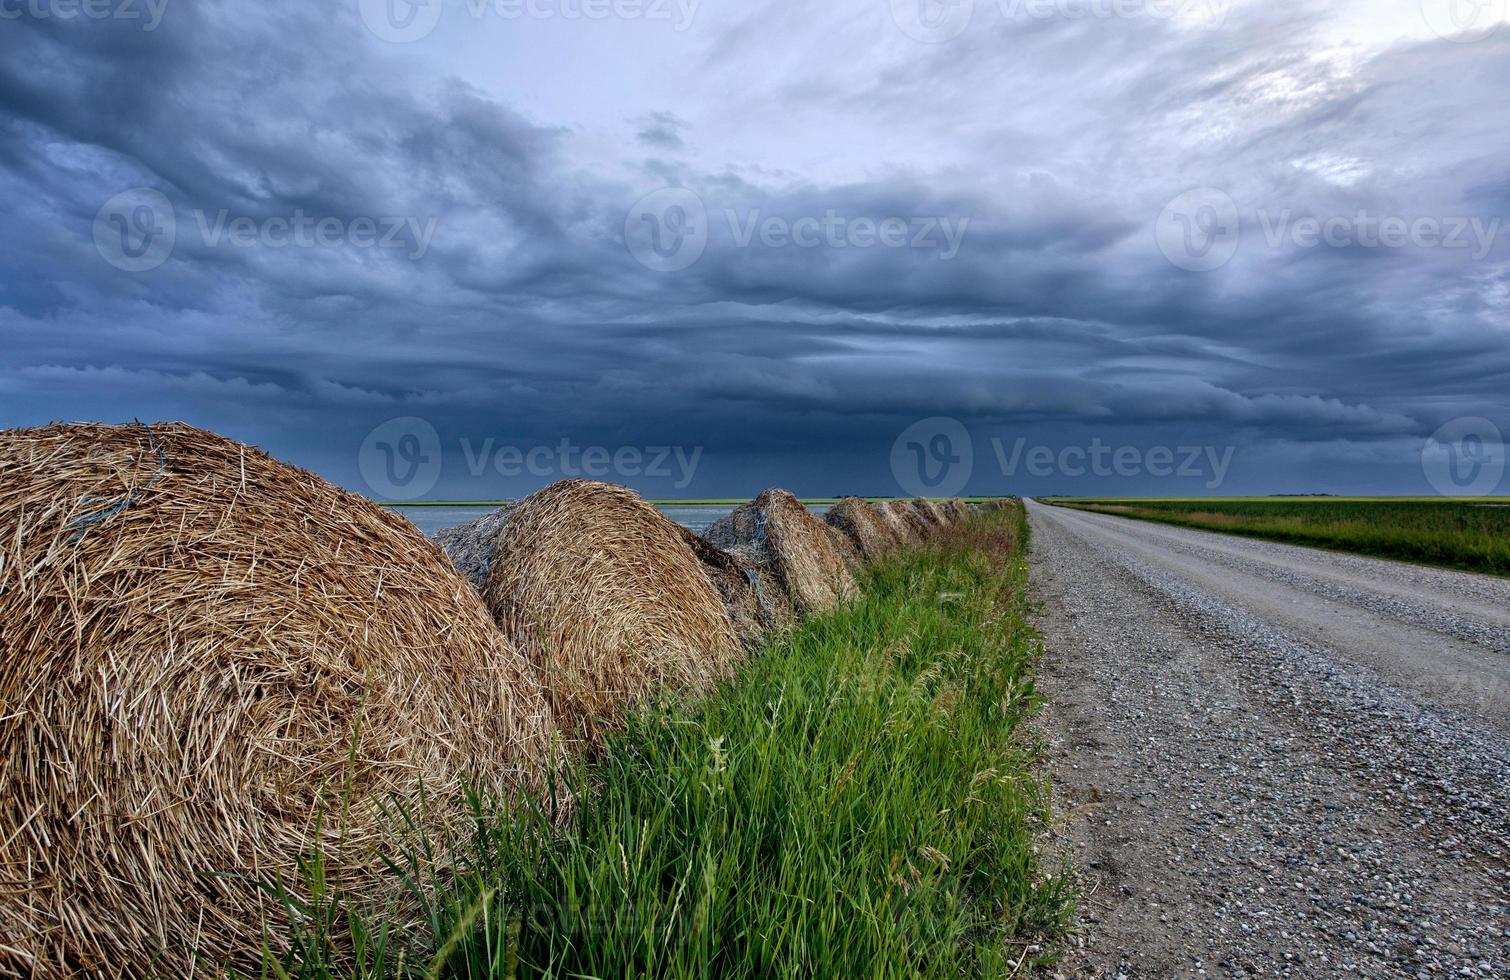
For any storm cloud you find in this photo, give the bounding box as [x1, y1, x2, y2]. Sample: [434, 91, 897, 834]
[0, 0, 1505, 498]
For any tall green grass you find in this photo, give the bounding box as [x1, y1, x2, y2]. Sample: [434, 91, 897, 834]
[252, 505, 1071, 978]
[1048, 497, 1510, 576]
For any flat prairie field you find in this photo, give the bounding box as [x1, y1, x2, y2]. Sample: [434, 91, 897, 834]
[1043, 497, 1510, 577]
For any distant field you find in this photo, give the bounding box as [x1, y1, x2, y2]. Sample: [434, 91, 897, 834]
[1044, 497, 1510, 577]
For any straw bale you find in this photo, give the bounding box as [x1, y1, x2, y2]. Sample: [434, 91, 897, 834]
[678, 527, 794, 648]
[823, 497, 899, 562]
[910, 497, 950, 532]
[938, 498, 972, 525]
[702, 489, 857, 616]
[481, 480, 740, 743]
[881, 499, 931, 542]
[0, 423, 555, 975]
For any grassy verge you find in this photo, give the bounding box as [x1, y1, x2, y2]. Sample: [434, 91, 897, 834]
[259, 503, 1071, 978]
[1045, 497, 1510, 577]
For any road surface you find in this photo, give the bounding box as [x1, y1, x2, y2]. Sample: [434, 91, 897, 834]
[1026, 501, 1509, 978]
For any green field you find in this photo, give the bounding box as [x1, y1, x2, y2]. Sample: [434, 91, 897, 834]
[1045, 497, 1510, 577]
[260, 503, 1071, 977]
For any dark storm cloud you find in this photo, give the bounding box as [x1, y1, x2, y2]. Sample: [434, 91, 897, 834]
[0, 0, 1505, 498]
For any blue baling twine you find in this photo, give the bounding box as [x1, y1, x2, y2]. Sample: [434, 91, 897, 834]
[741, 565, 767, 614]
[68, 424, 167, 542]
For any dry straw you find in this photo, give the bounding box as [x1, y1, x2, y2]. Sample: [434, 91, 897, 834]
[823, 497, 900, 563]
[702, 489, 857, 616]
[0, 423, 555, 975]
[880, 499, 932, 543]
[678, 527, 794, 649]
[938, 498, 972, 526]
[909, 497, 950, 531]
[481, 480, 740, 745]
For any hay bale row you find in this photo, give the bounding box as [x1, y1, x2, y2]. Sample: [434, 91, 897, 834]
[823, 496, 901, 562]
[826, 497, 977, 557]
[873, 499, 922, 543]
[939, 498, 972, 524]
[0, 423, 556, 976]
[701, 489, 857, 617]
[690, 493, 977, 640]
[883, 498, 934, 541]
[0, 416, 986, 973]
[910, 496, 950, 529]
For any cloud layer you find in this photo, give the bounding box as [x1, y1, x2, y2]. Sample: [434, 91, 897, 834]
[1, 0, 1506, 497]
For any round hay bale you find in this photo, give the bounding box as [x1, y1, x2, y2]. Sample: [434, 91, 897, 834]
[888, 498, 937, 541]
[432, 503, 515, 590]
[0, 423, 556, 975]
[875, 499, 925, 544]
[938, 498, 972, 525]
[702, 489, 857, 616]
[910, 497, 950, 533]
[481, 480, 740, 743]
[823, 497, 899, 563]
[678, 527, 794, 649]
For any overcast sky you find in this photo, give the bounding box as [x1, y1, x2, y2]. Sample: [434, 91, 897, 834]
[1, 0, 1506, 499]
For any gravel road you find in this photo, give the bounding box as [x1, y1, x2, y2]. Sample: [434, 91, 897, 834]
[1027, 501, 1509, 979]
